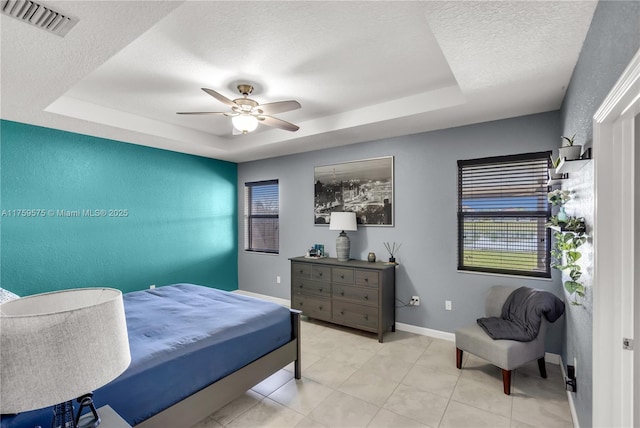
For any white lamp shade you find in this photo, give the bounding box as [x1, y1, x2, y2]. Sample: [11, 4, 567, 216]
[232, 114, 259, 133]
[329, 212, 357, 231]
[0, 288, 131, 413]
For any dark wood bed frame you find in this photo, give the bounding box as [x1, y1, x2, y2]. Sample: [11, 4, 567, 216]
[135, 309, 301, 428]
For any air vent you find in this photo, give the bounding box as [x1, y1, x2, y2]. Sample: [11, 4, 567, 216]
[1, 0, 78, 37]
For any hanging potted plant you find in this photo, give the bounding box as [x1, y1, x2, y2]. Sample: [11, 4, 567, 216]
[546, 189, 587, 305]
[549, 154, 564, 179]
[558, 134, 582, 161]
[550, 229, 586, 305]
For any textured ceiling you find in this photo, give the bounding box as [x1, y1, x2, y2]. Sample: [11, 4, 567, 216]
[1, 1, 598, 162]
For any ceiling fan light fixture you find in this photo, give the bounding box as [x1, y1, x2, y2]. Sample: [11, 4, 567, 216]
[177, 85, 301, 134]
[232, 114, 259, 134]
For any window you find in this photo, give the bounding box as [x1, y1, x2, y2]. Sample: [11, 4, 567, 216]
[245, 180, 279, 253]
[457, 152, 551, 278]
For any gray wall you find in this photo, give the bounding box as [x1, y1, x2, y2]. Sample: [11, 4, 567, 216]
[559, 2, 640, 427]
[238, 111, 565, 354]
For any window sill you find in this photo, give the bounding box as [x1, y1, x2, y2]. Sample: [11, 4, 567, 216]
[243, 250, 279, 256]
[457, 270, 552, 282]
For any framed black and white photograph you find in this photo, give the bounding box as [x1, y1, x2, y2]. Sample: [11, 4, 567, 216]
[314, 156, 394, 226]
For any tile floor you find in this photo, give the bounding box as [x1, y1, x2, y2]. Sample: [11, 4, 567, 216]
[191, 318, 573, 428]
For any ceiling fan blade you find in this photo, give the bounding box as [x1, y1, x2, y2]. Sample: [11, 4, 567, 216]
[258, 115, 300, 132]
[176, 111, 228, 115]
[257, 100, 301, 115]
[201, 88, 237, 108]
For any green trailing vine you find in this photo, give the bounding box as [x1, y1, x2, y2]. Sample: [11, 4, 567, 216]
[546, 190, 586, 305]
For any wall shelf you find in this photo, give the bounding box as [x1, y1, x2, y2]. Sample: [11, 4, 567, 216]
[547, 174, 568, 186]
[548, 220, 586, 234]
[556, 157, 591, 174]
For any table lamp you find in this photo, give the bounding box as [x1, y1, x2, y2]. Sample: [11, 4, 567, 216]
[1, 288, 131, 428]
[329, 211, 357, 261]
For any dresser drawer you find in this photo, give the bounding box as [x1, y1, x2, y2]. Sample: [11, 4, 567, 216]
[292, 263, 312, 278]
[332, 301, 378, 330]
[332, 284, 378, 306]
[355, 270, 379, 287]
[292, 279, 330, 297]
[293, 295, 331, 321]
[311, 266, 331, 281]
[332, 268, 354, 284]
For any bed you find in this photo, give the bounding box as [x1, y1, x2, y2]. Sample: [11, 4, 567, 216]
[1, 284, 301, 428]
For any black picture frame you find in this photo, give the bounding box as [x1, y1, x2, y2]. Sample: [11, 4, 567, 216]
[314, 156, 394, 226]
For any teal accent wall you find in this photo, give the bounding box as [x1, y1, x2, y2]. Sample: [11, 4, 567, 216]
[1, 120, 238, 296]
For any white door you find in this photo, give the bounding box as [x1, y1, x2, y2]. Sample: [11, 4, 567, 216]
[634, 112, 640, 427]
[593, 48, 639, 428]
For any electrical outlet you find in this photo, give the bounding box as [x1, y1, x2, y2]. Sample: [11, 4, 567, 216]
[150, 284, 156, 289]
[445, 300, 452, 311]
[276, 276, 281, 284]
[566, 364, 577, 392]
[410, 296, 420, 306]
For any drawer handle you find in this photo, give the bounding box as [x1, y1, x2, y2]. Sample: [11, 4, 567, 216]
[319, 306, 323, 310]
[340, 274, 344, 279]
[340, 311, 344, 315]
[364, 277, 369, 282]
[299, 284, 303, 288]
[364, 315, 368, 320]
[318, 272, 323, 276]
[364, 295, 368, 300]
[319, 288, 323, 292]
[299, 270, 304, 274]
[341, 291, 344, 296]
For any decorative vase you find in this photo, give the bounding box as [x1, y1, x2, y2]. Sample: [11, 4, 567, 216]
[557, 206, 568, 222]
[367, 252, 376, 262]
[388, 257, 396, 264]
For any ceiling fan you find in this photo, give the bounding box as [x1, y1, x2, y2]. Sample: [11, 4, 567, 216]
[177, 84, 301, 134]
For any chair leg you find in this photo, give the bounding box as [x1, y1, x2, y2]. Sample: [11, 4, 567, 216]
[538, 357, 547, 378]
[502, 369, 512, 395]
[456, 348, 463, 369]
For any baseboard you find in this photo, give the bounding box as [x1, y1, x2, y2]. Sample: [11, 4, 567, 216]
[234, 291, 563, 367]
[395, 322, 456, 342]
[395, 322, 562, 367]
[233, 289, 290, 307]
[560, 358, 580, 428]
[545, 352, 561, 365]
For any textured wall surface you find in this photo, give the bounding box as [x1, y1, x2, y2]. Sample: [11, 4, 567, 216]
[1, 120, 238, 295]
[238, 111, 566, 354]
[559, 2, 640, 427]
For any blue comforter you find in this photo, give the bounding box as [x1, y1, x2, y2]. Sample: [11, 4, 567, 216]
[1, 284, 292, 427]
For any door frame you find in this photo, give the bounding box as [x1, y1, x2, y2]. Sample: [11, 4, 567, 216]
[592, 47, 639, 428]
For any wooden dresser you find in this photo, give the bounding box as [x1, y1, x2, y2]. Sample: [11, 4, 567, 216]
[289, 256, 396, 342]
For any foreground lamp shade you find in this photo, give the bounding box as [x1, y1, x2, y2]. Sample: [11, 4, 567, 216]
[0, 288, 131, 414]
[329, 211, 357, 261]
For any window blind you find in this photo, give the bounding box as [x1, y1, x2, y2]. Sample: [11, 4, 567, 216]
[457, 152, 551, 277]
[245, 180, 279, 253]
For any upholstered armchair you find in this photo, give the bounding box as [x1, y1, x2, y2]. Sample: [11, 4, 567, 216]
[454, 285, 562, 395]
